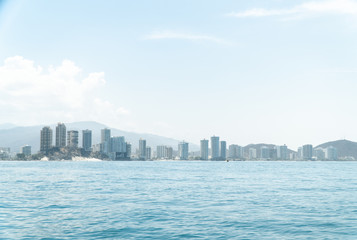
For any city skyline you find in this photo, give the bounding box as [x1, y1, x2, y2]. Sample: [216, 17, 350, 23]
[0, 120, 349, 160]
[24, 122, 341, 161]
[1, 0, 357, 150]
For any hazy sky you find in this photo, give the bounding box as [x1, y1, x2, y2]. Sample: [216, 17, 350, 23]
[1, 0, 357, 149]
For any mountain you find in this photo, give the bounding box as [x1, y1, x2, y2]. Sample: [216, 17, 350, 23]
[0, 123, 17, 130]
[315, 139, 357, 159]
[0, 121, 199, 153]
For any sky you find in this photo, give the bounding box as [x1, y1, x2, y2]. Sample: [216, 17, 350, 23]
[1, 0, 357, 150]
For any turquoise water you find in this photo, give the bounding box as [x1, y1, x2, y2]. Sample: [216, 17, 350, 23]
[1, 161, 357, 239]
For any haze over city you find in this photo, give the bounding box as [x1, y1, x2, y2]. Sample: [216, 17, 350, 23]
[1, 0, 357, 149]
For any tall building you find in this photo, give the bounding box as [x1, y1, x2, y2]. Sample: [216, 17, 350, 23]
[178, 141, 189, 160]
[156, 146, 174, 159]
[146, 147, 151, 160]
[326, 146, 338, 160]
[220, 141, 227, 160]
[55, 123, 66, 148]
[200, 139, 209, 160]
[139, 139, 146, 160]
[67, 130, 79, 148]
[211, 136, 220, 160]
[269, 147, 277, 160]
[21, 145, 31, 156]
[40, 126, 53, 153]
[157, 145, 169, 159]
[249, 148, 257, 160]
[166, 147, 173, 159]
[277, 145, 288, 160]
[82, 129, 92, 152]
[126, 143, 132, 159]
[260, 146, 270, 159]
[228, 144, 243, 159]
[110, 137, 126, 153]
[314, 147, 325, 160]
[297, 147, 303, 160]
[110, 136, 127, 160]
[101, 128, 111, 154]
[302, 144, 313, 160]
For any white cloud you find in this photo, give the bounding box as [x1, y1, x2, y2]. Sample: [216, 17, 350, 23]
[0, 56, 129, 126]
[145, 30, 228, 44]
[227, 0, 357, 18]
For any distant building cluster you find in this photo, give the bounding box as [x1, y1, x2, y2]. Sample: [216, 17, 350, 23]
[0, 122, 344, 161]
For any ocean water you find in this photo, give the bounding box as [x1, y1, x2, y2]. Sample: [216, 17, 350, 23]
[1, 161, 357, 239]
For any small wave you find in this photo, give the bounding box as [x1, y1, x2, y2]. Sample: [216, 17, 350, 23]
[71, 157, 102, 162]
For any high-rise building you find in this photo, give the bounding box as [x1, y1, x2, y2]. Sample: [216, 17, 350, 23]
[178, 141, 189, 160]
[200, 139, 209, 160]
[211, 136, 220, 160]
[220, 141, 227, 160]
[21, 145, 31, 156]
[249, 148, 257, 160]
[314, 147, 325, 160]
[110, 136, 126, 153]
[67, 130, 79, 148]
[139, 139, 146, 160]
[260, 146, 270, 159]
[101, 128, 111, 143]
[101, 128, 111, 154]
[55, 123, 66, 148]
[277, 145, 288, 160]
[156, 146, 174, 159]
[302, 144, 313, 160]
[126, 143, 132, 159]
[40, 126, 53, 153]
[82, 129, 92, 152]
[166, 147, 173, 159]
[157, 145, 168, 159]
[146, 147, 151, 160]
[326, 146, 338, 160]
[228, 144, 240, 159]
[110, 136, 127, 160]
[297, 147, 302, 160]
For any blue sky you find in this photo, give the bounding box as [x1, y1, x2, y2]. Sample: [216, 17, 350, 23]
[1, 0, 357, 149]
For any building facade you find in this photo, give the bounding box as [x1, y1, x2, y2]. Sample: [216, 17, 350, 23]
[101, 128, 111, 154]
[126, 143, 132, 159]
[82, 129, 92, 152]
[228, 144, 243, 159]
[139, 139, 146, 160]
[178, 141, 189, 160]
[67, 130, 79, 148]
[109, 136, 127, 160]
[326, 146, 338, 160]
[21, 145, 31, 156]
[146, 147, 151, 160]
[302, 144, 313, 160]
[55, 123, 66, 148]
[200, 139, 209, 160]
[211, 136, 220, 160]
[249, 148, 257, 160]
[277, 145, 288, 160]
[40, 126, 53, 153]
[157, 145, 173, 159]
[260, 146, 270, 159]
[220, 141, 227, 160]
